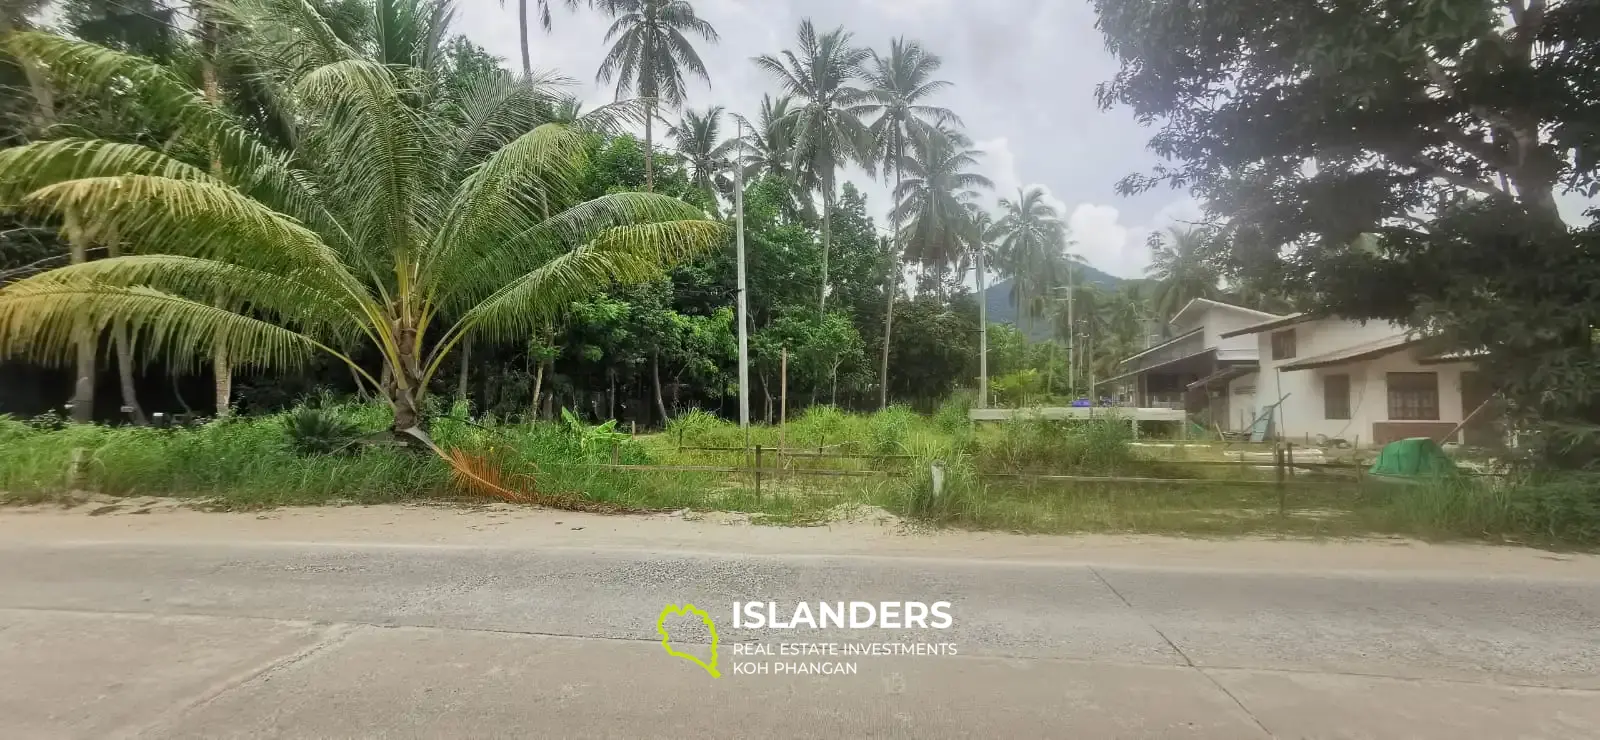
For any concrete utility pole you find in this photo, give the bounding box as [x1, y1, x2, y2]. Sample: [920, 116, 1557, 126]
[977, 242, 988, 408]
[734, 120, 750, 429]
[1066, 259, 1075, 397]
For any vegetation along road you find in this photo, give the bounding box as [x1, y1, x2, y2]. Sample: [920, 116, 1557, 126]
[1, 504, 1597, 739]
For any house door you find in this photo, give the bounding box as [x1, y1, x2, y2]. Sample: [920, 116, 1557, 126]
[1208, 386, 1229, 431]
[1459, 371, 1498, 447]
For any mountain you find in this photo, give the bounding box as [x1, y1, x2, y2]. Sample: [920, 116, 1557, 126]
[981, 263, 1124, 342]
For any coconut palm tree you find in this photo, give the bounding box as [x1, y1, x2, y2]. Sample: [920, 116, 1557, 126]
[855, 36, 957, 409]
[1146, 225, 1220, 321]
[0, 13, 724, 446]
[596, 0, 719, 192]
[546, 94, 584, 123]
[666, 105, 736, 203]
[731, 93, 814, 220]
[892, 125, 992, 300]
[754, 20, 873, 315]
[731, 95, 793, 181]
[992, 186, 1067, 337]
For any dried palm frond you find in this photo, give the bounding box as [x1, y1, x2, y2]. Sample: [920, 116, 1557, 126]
[445, 448, 639, 514]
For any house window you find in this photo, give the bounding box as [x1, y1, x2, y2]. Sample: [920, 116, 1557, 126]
[1387, 372, 1439, 420]
[1323, 374, 1351, 420]
[1271, 330, 1297, 360]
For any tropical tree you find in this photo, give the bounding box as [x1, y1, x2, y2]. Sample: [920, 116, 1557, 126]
[0, 11, 724, 444]
[855, 36, 957, 409]
[754, 20, 873, 315]
[892, 125, 991, 298]
[1144, 226, 1220, 322]
[666, 105, 735, 203]
[991, 186, 1067, 337]
[731, 93, 813, 220]
[595, 0, 719, 192]
[546, 94, 584, 123]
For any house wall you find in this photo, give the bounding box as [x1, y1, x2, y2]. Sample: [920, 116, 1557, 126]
[1254, 319, 1474, 446]
[1201, 308, 1280, 358]
[1226, 372, 1259, 432]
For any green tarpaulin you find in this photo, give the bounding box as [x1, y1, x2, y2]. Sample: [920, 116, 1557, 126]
[1368, 437, 1459, 478]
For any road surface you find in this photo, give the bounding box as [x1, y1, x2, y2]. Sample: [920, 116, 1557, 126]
[0, 503, 1597, 739]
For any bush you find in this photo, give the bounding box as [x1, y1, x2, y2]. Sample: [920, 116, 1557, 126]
[978, 413, 1133, 474]
[1507, 473, 1600, 543]
[283, 408, 363, 455]
[933, 392, 973, 434]
[897, 435, 979, 522]
[868, 406, 917, 455]
[990, 369, 1041, 407]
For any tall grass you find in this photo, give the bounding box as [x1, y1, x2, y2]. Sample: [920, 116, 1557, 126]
[3, 401, 1596, 546]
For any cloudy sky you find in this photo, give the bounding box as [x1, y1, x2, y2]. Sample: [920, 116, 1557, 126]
[452, 0, 1202, 279]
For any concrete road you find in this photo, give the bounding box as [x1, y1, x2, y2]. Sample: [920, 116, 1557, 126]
[0, 535, 1597, 738]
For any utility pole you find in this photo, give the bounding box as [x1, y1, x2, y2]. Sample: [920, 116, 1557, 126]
[976, 243, 988, 408]
[1066, 259, 1075, 398]
[734, 119, 750, 430]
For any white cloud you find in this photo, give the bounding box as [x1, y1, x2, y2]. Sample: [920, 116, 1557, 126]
[1067, 203, 1139, 277]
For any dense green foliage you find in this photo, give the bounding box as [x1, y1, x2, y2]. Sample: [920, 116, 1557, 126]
[2, 0, 1083, 426]
[1095, 0, 1600, 471]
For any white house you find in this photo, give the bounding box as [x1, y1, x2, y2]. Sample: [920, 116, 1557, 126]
[1218, 314, 1494, 447]
[1099, 298, 1285, 428]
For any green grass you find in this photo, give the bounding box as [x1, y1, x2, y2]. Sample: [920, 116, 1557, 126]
[2, 402, 1595, 547]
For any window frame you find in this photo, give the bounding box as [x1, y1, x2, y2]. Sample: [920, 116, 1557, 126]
[1386, 372, 1440, 421]
[1270, 329, 1297, 360]
[1323, 373, 1351, 420]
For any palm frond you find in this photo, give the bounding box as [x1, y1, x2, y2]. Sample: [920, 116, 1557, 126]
[19, 175, 364, 295]
[0, 282, 322, 373]
[294, 58, 428, 263]
[425, 122, 590, 288]
[0, 139, 216, 204]
[6, 32, 338, 239]
[13, 254, 374, 346]
[453, 219, 724, 350]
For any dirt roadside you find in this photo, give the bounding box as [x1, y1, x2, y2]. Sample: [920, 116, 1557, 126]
[3, 496, 1597, 578]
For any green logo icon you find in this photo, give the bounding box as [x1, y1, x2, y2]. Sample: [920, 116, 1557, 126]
[657, 603, 721, 678]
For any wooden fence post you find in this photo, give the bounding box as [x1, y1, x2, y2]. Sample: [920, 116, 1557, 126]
[779, 348, 788, 454]
[1275, 442, 1287, 517]
[754, 445, 763, 499]
[1286, 442, 1295, 478]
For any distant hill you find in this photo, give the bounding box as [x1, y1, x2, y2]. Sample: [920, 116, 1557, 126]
[982, 264, 1124, 342]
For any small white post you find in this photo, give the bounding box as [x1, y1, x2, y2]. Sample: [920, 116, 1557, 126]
[930, 461, 947, 500]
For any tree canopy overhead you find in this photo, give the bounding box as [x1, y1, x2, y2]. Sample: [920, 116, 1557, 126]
[1095, 0, 1600, 465]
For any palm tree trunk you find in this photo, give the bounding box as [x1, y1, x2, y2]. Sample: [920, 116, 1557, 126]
[820, 180, 832, 315]
[64, 215, 94, 424]
[517, 0, 532, 78]
[198, 6, 232, 418]
[530, 360, 545, 421]
[652, 350, 668, 424]
[644, 103, 655, 192]
[105, 240, 146, 425]
[456, 334, 472, 403]
[388, 322, 427, 436]
[879, 163, 900, 410]
[12, 17, 89, 421]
